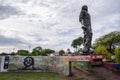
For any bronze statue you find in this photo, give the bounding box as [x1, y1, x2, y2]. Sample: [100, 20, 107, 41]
[79, 5, 92, 54]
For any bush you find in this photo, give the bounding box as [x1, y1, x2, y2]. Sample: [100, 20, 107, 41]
[31, 50, 39, 56]
[95, 45, 108, 55]
[95, 45, 111, 61]
[18, 50, 30, 56]
[114, 47, 120, 63]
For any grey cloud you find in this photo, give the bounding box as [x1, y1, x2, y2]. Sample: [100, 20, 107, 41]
[21, 0, 30, 4]
[0, 35, 25, 46]
[0, 0, 119, 51]
[39, 2, 50, 7]
[101, 0, 120, 14]
[0, 5, 23, 19]
[57, 28, 76, 36]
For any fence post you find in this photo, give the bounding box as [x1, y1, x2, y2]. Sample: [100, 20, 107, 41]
[68, 61, 73, 76]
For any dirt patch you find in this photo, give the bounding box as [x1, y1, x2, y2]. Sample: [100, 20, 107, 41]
[91, 67, 120, 80]
[60, 67, 120, 80]
[60, 68, 97, 80]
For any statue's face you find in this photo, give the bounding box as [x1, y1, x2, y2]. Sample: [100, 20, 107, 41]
[82, 5, 88, 11]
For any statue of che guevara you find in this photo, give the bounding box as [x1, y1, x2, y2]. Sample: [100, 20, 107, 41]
[79, 5, 93, 54]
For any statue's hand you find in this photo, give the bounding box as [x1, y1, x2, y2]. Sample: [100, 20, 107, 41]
[81, 26, 87, 31]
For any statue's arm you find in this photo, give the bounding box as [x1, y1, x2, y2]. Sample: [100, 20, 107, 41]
[79, 11, 84, 23]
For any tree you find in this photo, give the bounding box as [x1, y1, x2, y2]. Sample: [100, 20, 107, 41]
[93, 31, 120, 54]
[31, 50, 39, 56]
[17, 50, 29, 56]
[33, 46, 42, 52]
[59, 50, 65, 56]
[114, 46, 120, 63]
[0, 52, 7, 55]
[31, 46, 42, 56]
[71, 37, 83, 52]
[71, 39, 78, 51]
[11, 52, 16, 55]
[41, 49, 55, 56]
[77, 37, 83, 47]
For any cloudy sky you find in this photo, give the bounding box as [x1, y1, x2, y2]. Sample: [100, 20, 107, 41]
[0, 0, 120, 53]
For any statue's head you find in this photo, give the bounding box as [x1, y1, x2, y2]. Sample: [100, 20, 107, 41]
[82, 5, 88, 11]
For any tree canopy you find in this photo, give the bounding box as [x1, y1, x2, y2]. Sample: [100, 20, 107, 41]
[17, 50, 29, 56]
[17, 46, 55, 56]
[31, 46, 42, 56]
[41, 49, 55, 56]
[93, 31, 120, 54]
[59, 50, 65, 56]
[71, 37, 83, 52]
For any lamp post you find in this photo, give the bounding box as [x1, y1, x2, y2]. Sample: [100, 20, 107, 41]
[28, 45, 31, 53]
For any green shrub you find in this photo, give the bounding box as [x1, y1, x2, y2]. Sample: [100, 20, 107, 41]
[114, 47, 120, 63]
[95, 45, 111, 61]
[18, 50, 30, 56]
[95, 45, 108, 55]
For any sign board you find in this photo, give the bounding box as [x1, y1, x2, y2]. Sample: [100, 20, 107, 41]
[69, 56, 91, 62]
[90, 55, 105, 59]
[69, 55, 105, 62]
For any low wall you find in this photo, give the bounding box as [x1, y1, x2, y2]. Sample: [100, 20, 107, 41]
[8, 56, 69, 75]
[0, 55, 105, 75]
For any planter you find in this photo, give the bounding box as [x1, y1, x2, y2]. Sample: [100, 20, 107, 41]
[103, 62, 120, 70]
[114, 64, 120, 69]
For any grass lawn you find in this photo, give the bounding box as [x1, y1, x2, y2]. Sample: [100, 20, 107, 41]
[0, 72, 64, 80]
